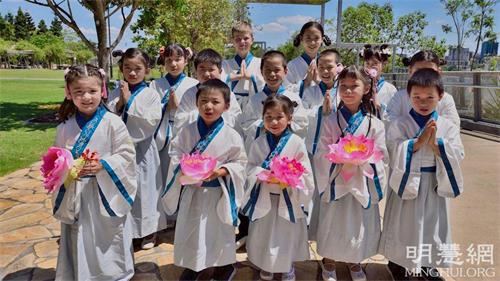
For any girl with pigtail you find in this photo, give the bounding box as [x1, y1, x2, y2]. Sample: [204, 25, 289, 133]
[53, 64, 137, 280]
[107, 48, 166, 250]
[313, 65, 389, 281]
[359, 44, 398, 116]
[150, 44, 198, 188]
[286, 21, 332, 88]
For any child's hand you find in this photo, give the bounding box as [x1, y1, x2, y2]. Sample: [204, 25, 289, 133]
[204, 167, 229, 182]
[79, 160, 103, 177]
[240, 60, 251, 80]
[119, 81, 131, 103]
[304, 61, 319, 87]
[414, 121, 434, 152]
[322, 89, 332, 115]
[427, 121, 441, 156]
[167, 89, 180, 110]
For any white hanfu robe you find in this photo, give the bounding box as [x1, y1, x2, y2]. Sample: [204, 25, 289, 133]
[107, 81, 166, 238]
[285, 53, 317, 86]
[241, 84, 309, 151]
[376, 78, 397, 115]
[300, 81, 339, 240]
[314, 107, 388, 263]
[241, 129, 314, 273]
[52, 106, 137, 281]
[174, 81, 243, 134]
[379, 109, 464, 271]
[222, 53, 265, 108]
[161, 117, 247, 272]
[386, 89, 460, 127]
[150, 73, 199, 184]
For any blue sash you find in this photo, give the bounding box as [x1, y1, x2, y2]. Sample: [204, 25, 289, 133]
[262, 84, 286, 97]
[162, 117, 225, 197]
[122, 81, 148, 124]
[340, 106, 366, 135]
[242, 129, 297, 222]
[377, 77, 385, 92]
[54, 106, 106, 215]
[300, 52, 317, 66]
[154, 74, 187, 149]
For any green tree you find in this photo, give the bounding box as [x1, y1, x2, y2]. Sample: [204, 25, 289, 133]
[0, 14, 15, 40]
[467, 0, 497, 70]
[277, 31, 302, 62]
[14, 40, 45, 65]
[14, 8, 30, 40]
[5, 12, 15, 24]
[37, 19, 48, 34]
[26, 0, 140, 72]
[25, 12, 36, 36]
[418, 36, 448, 58]
[132, 0, 234, 56]
[441, 0, 474, 70]
[391, 11, 428, 55]
[49, 17, 63, 37]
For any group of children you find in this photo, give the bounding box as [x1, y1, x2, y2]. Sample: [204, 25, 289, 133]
[50, 20, 465, 281]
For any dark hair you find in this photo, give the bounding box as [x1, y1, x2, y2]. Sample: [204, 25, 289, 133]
[113, 48, 152, 70]
[360, 44, 391, 64]
[402, 50, 446, 67]
[194, 48, 222, 70]
[293, 21, 331, 47]
[59, 64, 106, 121]
[196, 79, 231, 104]
[407, 68, 444, 97]
[318, 48, 341, 63]
[261, 50, 287, 72]
[262, 95, 298, 120]
[157, 44, 193, 65]
[336, 65, 376, 115]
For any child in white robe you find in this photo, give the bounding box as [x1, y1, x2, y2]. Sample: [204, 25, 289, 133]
[107, 48, 165, 249]
[241, 50, 309, 151]
[223, 21, 265, 108]
[379, 68, 464, 280]
[301, 49, 342, 241]
[360, 44, 398, 116]
[314, 65, 389, 281]
[286, 21, 332, 88]
[53, 65, 137, 281]
[242, 95, 314, 281]
[150, 44, 198, 187]
[174, 48, 242, 134]
[162, 79, 247, 280]
[386, 50, 460, 127]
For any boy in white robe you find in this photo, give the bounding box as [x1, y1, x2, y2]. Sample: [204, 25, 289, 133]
[107, 48, 165, 249]
[222, 21, 265, 108]
[241, 50, 309, 151]
[174, 48, 242, 135]
[380, 68, 464, 280]
[53, 65, 137, 281]
[162, 79, 247, 280]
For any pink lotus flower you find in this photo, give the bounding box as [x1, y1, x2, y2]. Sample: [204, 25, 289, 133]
[179, 152, 217, 185]
[325, 134, 383, 182]
[40, 147, 74, 193]
[257, 156, 306, 189]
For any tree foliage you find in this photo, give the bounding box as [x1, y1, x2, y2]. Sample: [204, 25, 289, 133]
[467, 0, 497, 69]
[441, 0, 474, 69]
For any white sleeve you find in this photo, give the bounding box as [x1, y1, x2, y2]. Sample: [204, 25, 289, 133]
[435, 123, 464, 198]
[174, 90, 199, 134]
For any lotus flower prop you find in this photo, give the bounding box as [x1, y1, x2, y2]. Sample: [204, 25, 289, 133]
[179, 152, 217, 186]
[40, 147, 99, 193]
[257, 156, 306, 189]
[325, 134, 383, 182]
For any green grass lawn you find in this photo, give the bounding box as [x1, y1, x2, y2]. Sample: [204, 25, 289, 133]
[0, 67, 163, 176]
[0, 78, 64, 176]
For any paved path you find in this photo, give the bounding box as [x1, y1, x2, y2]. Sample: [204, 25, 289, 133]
[0, 133, 498, 281]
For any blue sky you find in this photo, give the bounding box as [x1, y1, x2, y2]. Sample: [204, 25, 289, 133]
[1, 0, 499, 52]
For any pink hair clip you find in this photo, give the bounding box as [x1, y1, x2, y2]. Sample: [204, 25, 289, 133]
[365, 67, 378, 79]
[64, 68, 71, 76]
[98, 68, 106, 77]
[336, 63, 344, 74]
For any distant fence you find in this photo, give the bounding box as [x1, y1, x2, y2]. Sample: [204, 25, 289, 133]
[383, 71, 500, 136]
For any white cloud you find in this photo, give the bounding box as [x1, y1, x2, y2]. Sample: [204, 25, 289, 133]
[255, 22, 288, 33]
[276, 15, 315, 25]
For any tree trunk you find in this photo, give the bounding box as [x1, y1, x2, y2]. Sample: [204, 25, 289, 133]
[471, 11, 485, 71]
[93, 1, 108, 71]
